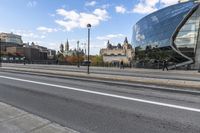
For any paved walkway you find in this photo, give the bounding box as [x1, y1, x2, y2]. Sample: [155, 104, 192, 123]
[2, 63, 200, 75]
[1, 65, 200, 90]
[0, 102, 79, 133]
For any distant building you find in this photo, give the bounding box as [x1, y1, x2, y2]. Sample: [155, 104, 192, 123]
[100, 37, 135, 64]
[59, 40, 84, 56]
[0, 32, 23, 45]
[0, 32, 56, 63]
[0, 32, 23, 51]
[47, 49, 56, 60]
[6, 43, 48, 62]
[60, 43, 64, 53]
[65, 40, 69, 51]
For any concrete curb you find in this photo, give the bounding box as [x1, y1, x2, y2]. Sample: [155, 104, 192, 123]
[1, 67, 200, 90]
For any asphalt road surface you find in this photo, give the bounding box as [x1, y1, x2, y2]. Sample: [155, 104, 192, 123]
[0, 71, 200, 133]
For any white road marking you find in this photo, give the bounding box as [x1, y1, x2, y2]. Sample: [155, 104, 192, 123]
[0, 75, 200, 113]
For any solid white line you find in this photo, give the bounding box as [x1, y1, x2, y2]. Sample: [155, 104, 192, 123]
[0, 75, 200, 113]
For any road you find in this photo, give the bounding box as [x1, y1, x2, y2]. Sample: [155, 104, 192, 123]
[0, 71, 200, 133]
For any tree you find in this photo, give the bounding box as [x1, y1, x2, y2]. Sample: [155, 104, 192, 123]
[57, 53, 64, 62]
[91, 55, 103, 66]
[65, 55, 84, 65]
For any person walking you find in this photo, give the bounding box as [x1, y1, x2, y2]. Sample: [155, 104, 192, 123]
[162, 60, 168, 71]
[23, 57, 26, 65]
[120, 60, 124, 69]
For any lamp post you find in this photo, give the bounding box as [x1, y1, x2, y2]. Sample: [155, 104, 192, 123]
[0, 38, 2, 68]
[77, 40, 80, 68]
[87, 24, 91, 74]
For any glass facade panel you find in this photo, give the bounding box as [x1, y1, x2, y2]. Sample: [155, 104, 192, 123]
[180, 24, 196, 31]
[133, 1, 198, 49]
[175, 4, 200, 58]
[177, 31, 197, 38]
[132, 1, 200, 67]
[175, 38, 195, 45]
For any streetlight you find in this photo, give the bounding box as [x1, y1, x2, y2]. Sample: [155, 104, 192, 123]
[77, 40, 80, 68]
[87, 24, 91, 74]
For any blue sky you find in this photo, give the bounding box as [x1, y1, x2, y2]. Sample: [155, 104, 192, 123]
[0, 0, 179, 55]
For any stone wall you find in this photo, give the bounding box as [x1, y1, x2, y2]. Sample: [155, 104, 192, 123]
[100, 49, 126, 56]
[103, 56, 130, 64]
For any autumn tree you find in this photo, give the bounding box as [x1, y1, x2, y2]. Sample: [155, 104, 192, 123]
[91, 55, 103, 66]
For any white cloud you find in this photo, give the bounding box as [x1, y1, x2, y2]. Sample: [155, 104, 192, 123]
[27, 1, 37, 7]
[93, 8, 108, 20]
[115, 5, 126, 14]
[133, 0, 159, 14]
[160, 0, 179, 7]
[79, 13, 100, 28]
[55, 8, 109, 31]
[146, 0, 159, 6]
[48, 13, 55, 17]
[10, 29, 46, 40]
[133, 4, 157, 14]
[56, 9, 80, 21]
[55, 20, 79, 31]
[37, 26, 58, 33]
[40, 35, 46, 39]
[96, 34, 125, 40]
[101, 4, 110, 9]
[85, 1, 97, 7]
[132, 0, 179, 14]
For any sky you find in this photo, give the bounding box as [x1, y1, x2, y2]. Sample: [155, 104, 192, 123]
[0, 0, 179, 55]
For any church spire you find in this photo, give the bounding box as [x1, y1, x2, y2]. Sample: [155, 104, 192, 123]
[65, 39, 69, 51]
[124, 37, 128, 44]
[60, 43, 64, 53]
[107, 40, 112, 49]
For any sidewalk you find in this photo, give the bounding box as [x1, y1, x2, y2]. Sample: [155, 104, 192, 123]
[1, 66, 200, 90]
[3, 63, 200, 75]
[0, 102, 79, 133]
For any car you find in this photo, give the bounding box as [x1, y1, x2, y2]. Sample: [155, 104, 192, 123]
[81, 60, 91, 66]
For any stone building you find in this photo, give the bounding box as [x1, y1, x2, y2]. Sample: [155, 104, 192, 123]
[100, 37, 135, 64]
[59, 40, 84, 56]
[60, 43, 64, 53]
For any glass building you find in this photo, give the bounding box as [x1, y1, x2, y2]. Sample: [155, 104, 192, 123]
[132, 1, 200, 69]
[0, 32, 23, 52]
[0, 32, 23, 45]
